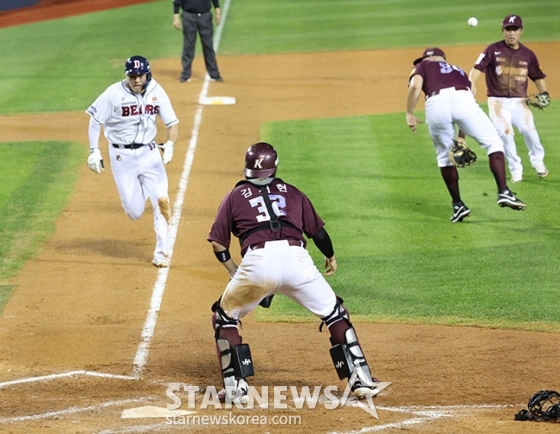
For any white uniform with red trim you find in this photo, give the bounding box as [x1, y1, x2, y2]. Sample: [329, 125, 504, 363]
[86, 78, 179, 260]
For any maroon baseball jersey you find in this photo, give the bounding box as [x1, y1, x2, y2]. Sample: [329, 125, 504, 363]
[473, 41, 546, 97]
[410, 60, 471, 96]
[208, 179, 325, 253]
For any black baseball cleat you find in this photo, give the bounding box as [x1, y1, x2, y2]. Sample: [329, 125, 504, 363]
[497, 189, 526, 210]
[450, 201, 470, 223]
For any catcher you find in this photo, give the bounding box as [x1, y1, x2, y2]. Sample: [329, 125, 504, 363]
[208, 142, 381, 404]
[406, 47, 526, 222]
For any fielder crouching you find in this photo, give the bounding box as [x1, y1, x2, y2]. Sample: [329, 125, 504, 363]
[207, 142, 380, 403]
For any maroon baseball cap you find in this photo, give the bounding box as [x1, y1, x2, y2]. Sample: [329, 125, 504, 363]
[502, 14, 523, 28]
[413, 47, 446, 65]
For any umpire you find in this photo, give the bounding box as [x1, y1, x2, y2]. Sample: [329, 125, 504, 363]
[173, 0, 223, 82]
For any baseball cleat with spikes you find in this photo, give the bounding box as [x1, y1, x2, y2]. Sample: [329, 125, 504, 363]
[497, 189, 526, 210]
[450, 201, 470, 223]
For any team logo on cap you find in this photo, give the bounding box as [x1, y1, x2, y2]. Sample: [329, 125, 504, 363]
[508, 16, 517, 24]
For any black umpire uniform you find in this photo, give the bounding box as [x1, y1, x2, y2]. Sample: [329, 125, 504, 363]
[173, 0, 223, 81]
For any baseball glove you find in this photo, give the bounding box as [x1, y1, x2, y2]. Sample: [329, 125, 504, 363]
[449, 140, 477, 167]
[527, 91, 550, 110]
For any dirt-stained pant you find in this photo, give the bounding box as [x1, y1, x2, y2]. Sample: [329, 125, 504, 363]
[488, 97, 546, 178]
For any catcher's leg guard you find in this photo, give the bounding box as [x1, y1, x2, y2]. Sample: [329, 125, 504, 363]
[322, 297, 378, 398]
[211, 300, 253, 403]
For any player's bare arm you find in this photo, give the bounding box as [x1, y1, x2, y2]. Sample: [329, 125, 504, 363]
[406, 74, 424, 133]
[468, 68, 482, 96]
[166, 123, 179, 144]
[534, 78, 547, 94]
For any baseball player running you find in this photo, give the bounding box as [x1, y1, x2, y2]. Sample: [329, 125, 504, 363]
[406, 48, 526, 222]
[469, 14, 549, 183]
[208, 142, 380, 403]
[86, 55, 179, 267]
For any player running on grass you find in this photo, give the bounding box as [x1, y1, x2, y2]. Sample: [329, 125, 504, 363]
[406, 47, 526, 222]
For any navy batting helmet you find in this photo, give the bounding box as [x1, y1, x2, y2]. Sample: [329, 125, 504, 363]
[124, 55, 152, 84]
[245, 142, 279, 178]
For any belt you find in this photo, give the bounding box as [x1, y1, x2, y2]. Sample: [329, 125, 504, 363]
[185, 10, 208, 15]
[112, 143, 146, 150]
[426, 86, 470, 99]
[249, 239, 304, 250]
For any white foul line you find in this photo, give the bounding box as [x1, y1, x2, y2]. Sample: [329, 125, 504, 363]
[0, 399, 148, 424]
[132, 0, 231, 378]
[0, 370, 136, 389]
[328, 404, 514, 434]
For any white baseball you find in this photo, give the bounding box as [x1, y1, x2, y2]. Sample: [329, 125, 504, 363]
[468, 17, 478, 27]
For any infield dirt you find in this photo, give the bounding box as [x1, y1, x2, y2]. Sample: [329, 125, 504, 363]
[0, 1, 559, 433]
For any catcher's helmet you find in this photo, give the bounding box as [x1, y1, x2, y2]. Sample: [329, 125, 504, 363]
[124, 55, 152, 84]
[245, 142, 278, 178]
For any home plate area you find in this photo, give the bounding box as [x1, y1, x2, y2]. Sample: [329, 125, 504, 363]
[0, 370, 516, 433]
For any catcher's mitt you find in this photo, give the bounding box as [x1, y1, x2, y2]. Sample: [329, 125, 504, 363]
[449, 140, 477, 167]
[515, 389, 560, 422]
[527, 91, 550, 110]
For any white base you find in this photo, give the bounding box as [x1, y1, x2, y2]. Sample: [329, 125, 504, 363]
[199, 96, 237, 105]
[121, 405, 196, 419]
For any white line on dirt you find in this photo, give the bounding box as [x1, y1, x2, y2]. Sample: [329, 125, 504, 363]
[0, 370, 136, 388]
[0, 0, 232, 392]
[0, 398, 148, 424]
[131, 0, 231, 379]
[330, 404, 513, 433]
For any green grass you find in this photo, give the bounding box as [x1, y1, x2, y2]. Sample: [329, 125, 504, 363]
[0, 141, 84, 305]
[0, 0, 559, 329]
[1, 0, 559, 113]
[256, 107, 560, 332]
[221, 0, 560, 54]
[0, 0, 182, 114]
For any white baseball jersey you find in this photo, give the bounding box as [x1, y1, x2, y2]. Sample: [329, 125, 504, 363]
[86, 78, 178, 146]
[85, 78, 178, 260]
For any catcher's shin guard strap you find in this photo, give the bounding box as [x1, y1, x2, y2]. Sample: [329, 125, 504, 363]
[211, 299, 239, 338]
[216, 339, 254, 380]
[329, 327, 375, 387]
[320, 296, 350, 332]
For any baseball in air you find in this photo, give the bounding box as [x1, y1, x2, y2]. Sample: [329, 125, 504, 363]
[468, 17, 478, 27]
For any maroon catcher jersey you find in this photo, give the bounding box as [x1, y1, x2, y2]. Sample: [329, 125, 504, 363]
[410, 60, 472, 96]
[473, 41, 546, 97]
[208, 179, 325, 253]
